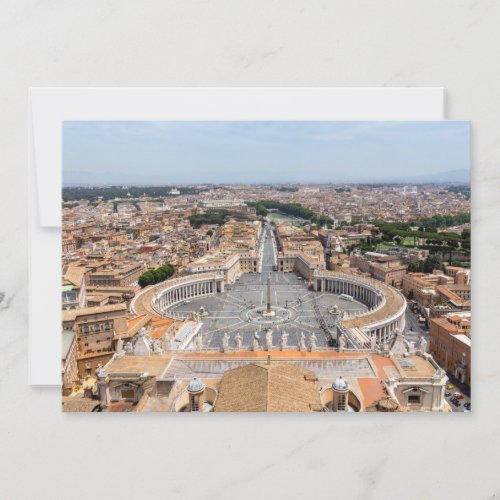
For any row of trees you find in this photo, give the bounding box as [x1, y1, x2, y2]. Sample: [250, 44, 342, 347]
[418, 213, 470, 230]
[373, 214, 470, 251]
[407, 254, 444, 274]
[138, 264, 175, 288]
[112, 200, 142, 212]
[188, 210, 230, 228]
[62, 202, 79, 209]
[249, 200, 334, 228]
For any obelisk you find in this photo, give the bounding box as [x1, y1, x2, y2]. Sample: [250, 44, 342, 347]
[266, 273, 272, 314]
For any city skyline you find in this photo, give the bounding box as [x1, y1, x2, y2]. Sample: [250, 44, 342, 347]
[63, 121, 470, 186]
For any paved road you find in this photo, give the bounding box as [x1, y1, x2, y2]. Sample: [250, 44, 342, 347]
[261, 223, 277, 273]
[403, 308, 429, 348]
[443, 373, 471, 412]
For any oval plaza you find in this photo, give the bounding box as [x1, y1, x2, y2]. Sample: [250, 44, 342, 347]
[96, 223, 448, 413]
[132, 223, 406, 351]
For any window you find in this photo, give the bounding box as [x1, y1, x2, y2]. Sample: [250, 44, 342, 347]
[408, 394, 421, 404]
[121, 389, 135, 399]
[337, 394, 346, 411]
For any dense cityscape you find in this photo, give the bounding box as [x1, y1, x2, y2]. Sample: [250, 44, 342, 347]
[61, 182, 471, 412]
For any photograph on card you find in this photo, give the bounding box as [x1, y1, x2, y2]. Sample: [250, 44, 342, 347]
[60, 121, 471, 413]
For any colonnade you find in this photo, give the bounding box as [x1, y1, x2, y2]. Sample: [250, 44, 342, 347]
[314, 273, 406, 346]
[152, 274, 225, 315]
[372, 316, 406, 344]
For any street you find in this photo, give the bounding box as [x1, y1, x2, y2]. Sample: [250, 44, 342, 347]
[403, 308, 429, 348]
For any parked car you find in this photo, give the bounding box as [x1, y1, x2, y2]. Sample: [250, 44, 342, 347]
[183, 300, 191, 304]
[464, 402, 471, 410]
[447, 384, 455, 390]
[454, 393, 465, 400]
[445, 392, 452, 397]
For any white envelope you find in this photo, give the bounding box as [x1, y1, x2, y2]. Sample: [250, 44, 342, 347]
[29, 87, 445, 386]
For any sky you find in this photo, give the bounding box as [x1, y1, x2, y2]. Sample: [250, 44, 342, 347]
[63, 121, 470, 186]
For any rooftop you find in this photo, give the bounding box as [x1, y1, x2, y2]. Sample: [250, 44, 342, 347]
[105, 354, 171, 378]
[62, 303, 127, 322]
[452, 334, 472, 347]
[214, 362, 322, 412]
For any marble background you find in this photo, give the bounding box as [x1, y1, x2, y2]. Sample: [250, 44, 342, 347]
[1, 1, 499, 499]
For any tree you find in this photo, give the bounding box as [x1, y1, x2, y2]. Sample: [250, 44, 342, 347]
[138, 270, 155, 288]
[407, 261, 422, 273]
[255, 202, 268, 217]
[138, 264, 175, 288]
[461, 228, 471, 253]
[422, 254, 443, 274]
[188, 210, 229, 228]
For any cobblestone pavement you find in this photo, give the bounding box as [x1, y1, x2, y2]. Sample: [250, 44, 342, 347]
[169, 225, 368, 349]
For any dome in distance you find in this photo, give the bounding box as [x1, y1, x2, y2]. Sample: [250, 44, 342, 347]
[332, 376, 349, 392]
[187, 377, 205, 393]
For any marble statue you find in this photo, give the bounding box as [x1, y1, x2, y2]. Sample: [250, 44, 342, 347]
[124, 342, 133, 354]
[96, 363, 107, 378]
[418, 335, 428, 353]
[309, 332, 317, 351]
[370, 334, 377, 351]
[338, 334, 346, 351]
[222, 332, 230, 352]
[266, 329, 273, 351]
[280, 332, 288, 350]
[252, 332, 260, 351]
[235, 332, 243, 351]
[299, 332, 307, 351]
[193, 335, 202, 350]
[116, 338, 124, 355]
[152, 339, 163, 354]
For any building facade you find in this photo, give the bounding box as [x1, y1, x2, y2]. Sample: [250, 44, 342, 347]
[429, 312, 471, 386]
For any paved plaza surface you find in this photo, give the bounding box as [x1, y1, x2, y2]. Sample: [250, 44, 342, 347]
[168, 225, 368, 349]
